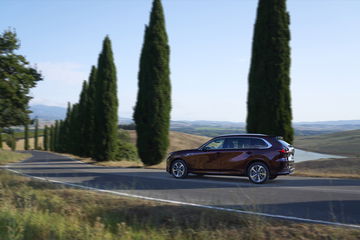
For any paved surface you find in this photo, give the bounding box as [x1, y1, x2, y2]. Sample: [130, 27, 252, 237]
[5, 151, 360, 226]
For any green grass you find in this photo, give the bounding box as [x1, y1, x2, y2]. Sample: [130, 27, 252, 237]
[0, 150, 31, 165]
[294, 129, 360, 157]
[0, 170, 359, 240]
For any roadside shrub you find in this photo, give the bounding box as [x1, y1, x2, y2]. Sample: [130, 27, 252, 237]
[115, 140, 138, 161]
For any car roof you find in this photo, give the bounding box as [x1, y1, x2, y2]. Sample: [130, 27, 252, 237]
[214, 133, 269, 138]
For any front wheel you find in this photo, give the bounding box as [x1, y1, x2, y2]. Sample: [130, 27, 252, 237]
[171, 160, 188, 178]
[247, 162, 269, 184]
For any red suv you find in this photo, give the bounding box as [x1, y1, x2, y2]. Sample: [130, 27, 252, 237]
[166, 134, 294, 184]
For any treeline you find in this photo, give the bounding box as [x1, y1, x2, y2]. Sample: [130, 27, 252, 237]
[42, 37, 123, 161]
[41, 0, 171, 165]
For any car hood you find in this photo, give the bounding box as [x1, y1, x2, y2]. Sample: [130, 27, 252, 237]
[170, 149, 200, 155]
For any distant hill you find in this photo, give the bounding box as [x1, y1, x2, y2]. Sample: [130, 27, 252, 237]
[127, 130, 210, 153]
[30, 104, 359, 136]
[30, 105, 66, 120]
[294, 129, 360, 156]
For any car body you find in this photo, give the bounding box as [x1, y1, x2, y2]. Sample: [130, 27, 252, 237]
[166, 134, 295, 184]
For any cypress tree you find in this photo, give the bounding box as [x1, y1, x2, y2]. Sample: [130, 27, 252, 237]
[0, 129, 2, 149]
[24, 123, 29, 150]
[34, 119, 39, 149]
[84, 66, 97, 158]
[50, 125, 55, 152]
[94, 36, 118, 161]
[44, 125, 48, 151]
[134, 0, 171, 166]
[62, 103, 72, 153]
[54, 120, 59, 152]
[78, 80, 89, 156]
[246, 0, 294, 143]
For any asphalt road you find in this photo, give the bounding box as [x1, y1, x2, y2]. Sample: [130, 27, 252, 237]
[5, 151, 360, 227]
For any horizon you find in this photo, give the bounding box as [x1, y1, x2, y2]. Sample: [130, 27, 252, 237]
[2, 0, 359, 122]
[30, 103, 360, 124]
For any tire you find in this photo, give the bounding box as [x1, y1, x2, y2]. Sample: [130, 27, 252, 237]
[171, 160, 188, 179]
[247, 162, 270, 184]
[269, 175, 278, 180]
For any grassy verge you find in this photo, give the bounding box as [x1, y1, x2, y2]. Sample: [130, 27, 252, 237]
[295, 157, 360, 179]
[0, 170, 359, 240]
[0, 150, 31, 165]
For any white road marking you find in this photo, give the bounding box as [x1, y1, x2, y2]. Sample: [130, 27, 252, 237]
[4, 165, 360, 230]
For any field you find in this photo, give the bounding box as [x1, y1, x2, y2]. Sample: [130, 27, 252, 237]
[294, 129, 360, 157]
[0, 151, 359, 240]
[1, 136, 44, 151]
[0, 150, 31, 165]
[294, 129, 360, 178]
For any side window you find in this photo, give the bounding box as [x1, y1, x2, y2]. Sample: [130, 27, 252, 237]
[204, 138, 225, 150]
[223, 138, 240, 149]
[250, 138, 269, 149]
[237, 138, 251, 149]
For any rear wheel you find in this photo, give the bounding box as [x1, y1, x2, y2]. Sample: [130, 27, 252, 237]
[171, 160, 188, 178]
[247, 162, 269, 184]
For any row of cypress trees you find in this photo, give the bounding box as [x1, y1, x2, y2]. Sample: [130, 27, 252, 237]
[41, 0, 293, 165]
[43, 37, 118, 161]
[42, 0, 171, 165]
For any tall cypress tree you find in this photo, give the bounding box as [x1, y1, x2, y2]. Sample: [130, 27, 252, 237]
[44, 125, 48, 151]
[94, 36, 118, 161]
[246, 0, 294, 143]
[134, 0, 171, 166]
[78, 80, 89, 156]
[84, 66, 97, 158]
[0, 129, 2, 149]
[62, 102, 72, 153]
[34, 119, 39, 149]
[24, 123, 29, 150]
[49, 125, 53, 151]
[54, 121, 59, 152]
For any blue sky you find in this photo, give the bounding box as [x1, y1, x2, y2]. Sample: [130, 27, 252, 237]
[1, 0, 359, 122]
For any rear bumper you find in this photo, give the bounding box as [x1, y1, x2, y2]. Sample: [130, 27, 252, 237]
[272, 158, 295, 175]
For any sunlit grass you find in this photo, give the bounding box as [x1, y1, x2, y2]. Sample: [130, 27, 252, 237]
[0, 150, 31, 165]
[0, 170, 359, 240]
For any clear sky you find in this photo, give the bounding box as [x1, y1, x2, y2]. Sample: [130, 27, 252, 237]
[1, 0, 359, 122]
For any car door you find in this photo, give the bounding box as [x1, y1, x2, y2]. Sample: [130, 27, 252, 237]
[185, 138, 225, 171]
[218, 138, 252, 173]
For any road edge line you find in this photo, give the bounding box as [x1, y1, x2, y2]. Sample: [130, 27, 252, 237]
[3, 166, 360, 230]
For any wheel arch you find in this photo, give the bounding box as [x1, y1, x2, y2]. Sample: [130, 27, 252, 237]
[246, 159, 269, 176]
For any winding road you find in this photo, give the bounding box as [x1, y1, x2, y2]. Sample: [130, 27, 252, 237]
[4, 151, 360, 228]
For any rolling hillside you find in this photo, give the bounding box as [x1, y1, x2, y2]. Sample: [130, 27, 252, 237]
[294, 129, 360, 156]
[127, 130, 210, 154]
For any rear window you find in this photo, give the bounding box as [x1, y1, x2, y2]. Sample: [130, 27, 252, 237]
[278, 139, 291, 147]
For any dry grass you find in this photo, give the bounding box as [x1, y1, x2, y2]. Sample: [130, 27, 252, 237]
[87, 131, 210, 169]
[2, 136, 44, 151]
[295, 157, 360, 179]
[127, 130, 210, 153]
[0, 170, 359, 240]
[0, 150, 31, 165]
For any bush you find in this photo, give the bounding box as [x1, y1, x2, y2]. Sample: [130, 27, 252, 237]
[114, 130, 138, 161]
[115, 140, 138, 161]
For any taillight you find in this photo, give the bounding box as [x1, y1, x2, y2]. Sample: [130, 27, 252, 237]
[279, 149, 289, 154]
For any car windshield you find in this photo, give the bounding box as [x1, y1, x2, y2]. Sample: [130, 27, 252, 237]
[203, 138, 225, 149]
